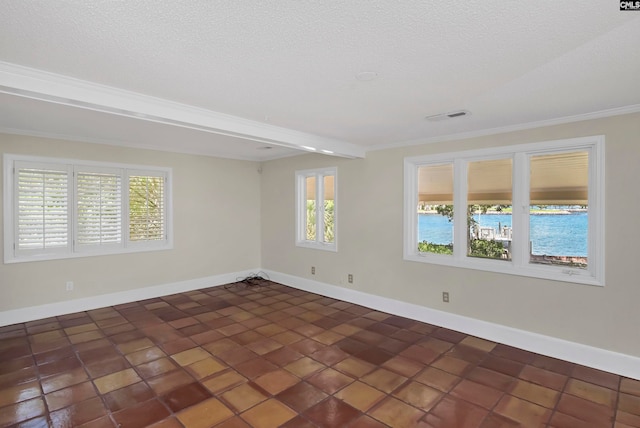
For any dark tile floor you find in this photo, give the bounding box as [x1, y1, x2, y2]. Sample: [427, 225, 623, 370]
[0, 281, 638, 427]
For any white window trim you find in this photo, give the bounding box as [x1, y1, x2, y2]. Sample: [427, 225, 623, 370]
[295, 167, 337, 252]
[3, 154, 173, 264]
[404, 136, 605, 286]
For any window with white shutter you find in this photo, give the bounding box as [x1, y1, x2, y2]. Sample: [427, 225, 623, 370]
[3, 154, 172, 263]
[128, 172, 166, 243]
[14, 161, 72, 258]
[76, 168, 122, 249]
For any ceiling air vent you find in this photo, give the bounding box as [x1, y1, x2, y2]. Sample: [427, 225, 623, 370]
[425, 110, 471, 122]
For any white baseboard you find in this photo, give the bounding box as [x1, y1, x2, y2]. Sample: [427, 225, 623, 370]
[2, 268, 638, 380]
[265, 270, 640, 381]
[0, 268, 260, 327]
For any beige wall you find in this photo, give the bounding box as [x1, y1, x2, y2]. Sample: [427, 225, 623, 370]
[0, 134, 262, 311]
[261, 112, 640, 357]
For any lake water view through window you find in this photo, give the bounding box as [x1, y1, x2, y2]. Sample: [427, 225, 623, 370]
[418, 207, 588, 258]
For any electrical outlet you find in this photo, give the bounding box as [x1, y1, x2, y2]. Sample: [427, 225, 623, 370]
[66, 281, 74, 292]
[348, 274, 353, 284]
[311, 266, 315, 275]
[442, 291, 449, 303]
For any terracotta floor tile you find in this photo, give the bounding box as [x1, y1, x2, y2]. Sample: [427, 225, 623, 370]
[0, 397, 46, 426]
[414, 367, 461, 392]
[0, 283, 634, 428]
[203, 338, 241, 355]
[348, 415, 390, 428]
[493, 394, 552, 426]
[263, 346, 303, 366]
[382, 355, 424, 377]
[103, 381, 155, 412]
[565, 378, 616, 407]
[112, 398, 171, 428]
[170, 347, 210, 366]
[68, 330, 105, 345]
[64, 322, 99, 336]
[304, 396, 361, 428]
[221, 383, 267, 412]
[432, 355, 472, 376]
[217, 347, 259, 366]
[245, 338, 283, 355]
[460, 336, 497, 352]
[186, 356, 227, 380]
[306, 368, 354, 394]
[0, 380, 42, 408]
[254, 369, 300, 395]
[354, 347, 394, 365]
[310, 346, 348, 366]
[572, 365, 620, 390]
[466, 366, 515, 392]
[147, 369, 194, 395]
[393, 380, 442, 412]
[519, 364, 568, 391]
[125, 346, 166, 365]
[160, 338, 197, 355]
[161, 382, 212, 412]
[619, 393, 640, 416]
[556, 390, 615, 426]
[621, 378, 640, 397]
[332, 357, 376, 379]
[424, 396, 487, 428]
[361, 367, 408, 394]
[45, 381, 97, 411]
[509, 379, 560, 409]
[284, 356, 326, 378]
[276, 381, 328, 413]
[272, 330, 305, 346]
[480, 355, 524, 377]
[234, 357, 278, 379]
[369, 396, 426, 427]
[92, 368, 141, 395]
[85, 356, 131, 379]
[202, 370, 247, 395]
[451, 379, 503, 409]
[241, 399, 297, 428]
[49, 396, 107, 427]
[137, 357, 178, 379]
[41, 367, 89, 394]
[335, 380, 385, 412]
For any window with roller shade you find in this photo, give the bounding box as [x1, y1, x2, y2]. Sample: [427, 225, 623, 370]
[4, 154, 172, 263]
[404, 136, 604, 286]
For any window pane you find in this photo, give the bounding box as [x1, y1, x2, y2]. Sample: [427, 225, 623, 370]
[417, 163, 453, 255]
[529, 151, 588, 269]
[17, 167, 68, 250]
[305, 176, 316, 241]
[467, 158, 512, 261]
[322, 175, 335, 243]
[129, 175, 165, 241]
[77, 172, 122, 245]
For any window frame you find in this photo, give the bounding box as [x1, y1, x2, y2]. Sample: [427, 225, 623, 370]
[295, 167, 337, 252]
[3, 154, 173, 263]
[404, 136, 605, 286]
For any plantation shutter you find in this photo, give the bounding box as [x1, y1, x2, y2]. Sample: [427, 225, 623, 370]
[128, 172, 166, 242]
[14, 162, 71, 255]
[76, 169, 122, 248]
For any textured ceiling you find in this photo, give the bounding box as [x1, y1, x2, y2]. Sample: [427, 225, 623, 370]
[1, 1, 639, 160]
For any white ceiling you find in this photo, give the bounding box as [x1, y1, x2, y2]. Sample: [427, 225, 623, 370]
[1, 1, 639, 161]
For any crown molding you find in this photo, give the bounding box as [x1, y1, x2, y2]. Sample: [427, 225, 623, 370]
[0, 61, 365, 159]
[368, 104, 640, 152]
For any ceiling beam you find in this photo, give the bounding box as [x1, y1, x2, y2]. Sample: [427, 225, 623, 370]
[0, 61, 365, 159]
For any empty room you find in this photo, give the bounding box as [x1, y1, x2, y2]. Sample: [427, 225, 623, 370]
[1, 2, 640, 427]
